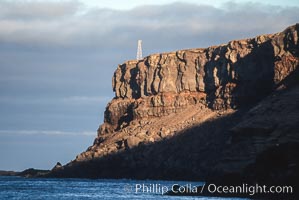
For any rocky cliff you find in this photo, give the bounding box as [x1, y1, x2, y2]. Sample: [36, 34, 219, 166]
[47, 24, 299, 191]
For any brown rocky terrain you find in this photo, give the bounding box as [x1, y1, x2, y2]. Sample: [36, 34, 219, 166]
[46, 24, 299, 196]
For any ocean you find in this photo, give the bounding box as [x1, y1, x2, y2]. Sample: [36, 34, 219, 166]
[0, 176, 249, 199]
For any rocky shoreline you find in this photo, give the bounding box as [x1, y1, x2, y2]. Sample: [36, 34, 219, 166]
[0, 169, 50, 178]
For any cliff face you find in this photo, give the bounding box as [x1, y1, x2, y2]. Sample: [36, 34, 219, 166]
[49, 24, 299, 186]
[104, 25, 297, 132]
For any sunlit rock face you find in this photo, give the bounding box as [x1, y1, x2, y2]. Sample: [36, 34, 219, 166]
[49, 24, 299, 186]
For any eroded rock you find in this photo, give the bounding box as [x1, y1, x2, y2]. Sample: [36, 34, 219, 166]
[48, 24, 299, 188]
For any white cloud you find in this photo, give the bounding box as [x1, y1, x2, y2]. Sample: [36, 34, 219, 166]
[79, 0, 299, 10]
[0, 1, 298, 48]
[0, 0, 81, 20]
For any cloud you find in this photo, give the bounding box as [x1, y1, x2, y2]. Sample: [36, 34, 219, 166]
[0, 1, 298, 49]
[0, 0, 83, 46]
[0, 95, 111, 105]
[0, 129, 95, 136]
[62, 95, 111, 104]
[0, 0, 81, 20]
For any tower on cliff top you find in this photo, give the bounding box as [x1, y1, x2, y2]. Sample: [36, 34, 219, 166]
[136, 40, 142, 60]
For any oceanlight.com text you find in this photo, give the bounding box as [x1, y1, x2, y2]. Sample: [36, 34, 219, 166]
[207, 183, 293, 196]
[123, 183, 293, 196]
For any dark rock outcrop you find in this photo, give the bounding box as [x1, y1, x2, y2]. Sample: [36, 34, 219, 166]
[0, 170, 19, 176]
[18, 168, 50, 178]
[51, 162, 63, 171]
[47, 24, 299, 198]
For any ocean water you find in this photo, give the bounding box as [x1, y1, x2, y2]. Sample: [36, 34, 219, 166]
[0, 176, 249, 199]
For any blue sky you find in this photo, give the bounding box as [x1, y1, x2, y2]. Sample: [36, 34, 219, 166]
[0, 0, 298, 171]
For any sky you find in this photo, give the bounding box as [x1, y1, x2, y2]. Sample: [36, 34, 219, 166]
[0, 0, 298, 171]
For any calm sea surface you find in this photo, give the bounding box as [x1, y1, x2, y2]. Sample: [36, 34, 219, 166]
[0, 176, 249, 199]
